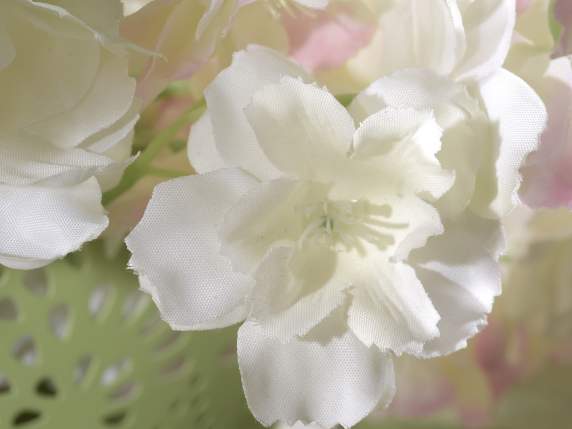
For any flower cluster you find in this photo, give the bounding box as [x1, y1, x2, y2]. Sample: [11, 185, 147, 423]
[4, 0, 571, 428]
[125, 1, 548, 427]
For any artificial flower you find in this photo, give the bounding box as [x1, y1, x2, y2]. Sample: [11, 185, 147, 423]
[126, 42, 545, 428]
[318, 0, 517, 94]
[0, 0, 138, 269]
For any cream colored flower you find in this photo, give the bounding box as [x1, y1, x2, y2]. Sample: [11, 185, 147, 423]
[126, 44, 545, 428]
[0, 0, 138, 269]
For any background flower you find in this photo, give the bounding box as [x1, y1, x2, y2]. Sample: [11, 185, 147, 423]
[0, 0, 139, 269]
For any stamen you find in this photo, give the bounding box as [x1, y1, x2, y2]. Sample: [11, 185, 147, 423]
[297, 198, 409, 253]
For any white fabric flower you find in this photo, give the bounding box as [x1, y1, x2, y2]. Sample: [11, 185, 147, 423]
[127, 44, 546, 428]
[0, 0, 138, 269]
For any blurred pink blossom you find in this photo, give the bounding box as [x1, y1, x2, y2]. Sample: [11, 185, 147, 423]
[282, 5, 375, 73]
[516, 0, 532, 14]
[520, 57, 572, 208]
[556, 0, 572, 56]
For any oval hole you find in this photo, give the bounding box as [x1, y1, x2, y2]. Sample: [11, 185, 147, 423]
[89, 286, 113, 318]
[13, 410, 41, 426]
[49, 304, 71, 339]
[75, 355, 93, 385]
[102, 410, 127, 426]
[0, 375, 11, 395]
[0, 298, 18, 321]
[36, 377, 57, 397]
[22, 270, 48, 296]
[13, 336, 37, 366]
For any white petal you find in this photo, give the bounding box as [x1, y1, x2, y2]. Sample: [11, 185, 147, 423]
[376, 0, 466, 76]
[248, 245, 353, 341]
[125, 169, 258, 330]
[187, 112, 227, 174]
[349, 107, 454, 202]
[474, 69, 547, 217]
[350, 69, 479, 127]
[245, 76, 355, 181]
[80, 108, 140, 192]
[0, 2, 100, 132]
[27, 49, 135, 149]
[238, 321, 395, 429]
[0, 133, 114, 187]
[350, 69, 486, 217]
[347, 261, 440, 356]
[205, 45, 310, 180]
[0, 178, 107, 269]
[411, 212, 504, 357]
[220, 178, 302, 274]
[454, 0, 516, 82]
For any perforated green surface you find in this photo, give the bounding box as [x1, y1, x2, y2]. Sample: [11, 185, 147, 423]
[0, 247, 213, 429]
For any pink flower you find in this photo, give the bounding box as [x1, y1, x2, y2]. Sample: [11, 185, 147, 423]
[556, 0, 572, 56]
[520, 57, 572, 208]
[282, 4, 375, 73]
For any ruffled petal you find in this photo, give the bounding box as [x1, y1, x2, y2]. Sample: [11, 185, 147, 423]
[238, 320, 395, 429]
[245, 76, 355, 181]
[248, 244, 355, 341]
[348, 107, 454, 202]
[126, 169, 258, 330]
[454, 0, 516, 82]
[349, 69, 488, 217]
[0, 178, 107, 269]
[474, 69, 547, 217]
[205, 45, 310, 180]
[347, 260, 440, 356]
[411, 212, 504, 357]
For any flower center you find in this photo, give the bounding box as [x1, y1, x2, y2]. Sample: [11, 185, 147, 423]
[298, 199, 409, 254]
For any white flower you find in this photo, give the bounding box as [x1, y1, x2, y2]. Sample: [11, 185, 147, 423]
[126, 44, 546, 428]
[319, 0, 517, 93]
[0, 0, 138, 269]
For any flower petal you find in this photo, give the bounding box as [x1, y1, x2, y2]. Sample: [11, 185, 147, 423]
[187, 112, 227, 174]
[0, 178, 107, 269]
[27, 49, 135, 149]
[205, 45, 310, 180]
[219, 178, 302, 274]
[375, 0, 466, 76]
[349, 107, 454, 202]
[0, 133, 114, 187]
[244, 76, 355, 181]
[248, 244, 355, 341]
[238, 320, 395, 429]
[454, 0, 516, 82]
[411, 212, 504, 357]
[474, 69, 547, 217]
[0, 2, 100, 132]
[125, 169, 258, 330]
[347, 261, 440, 356]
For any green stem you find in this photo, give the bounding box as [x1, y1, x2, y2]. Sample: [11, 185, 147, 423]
[102, 99, 206, 206]
[147, 167, 189, 178]
[336, 93, 357, 107]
